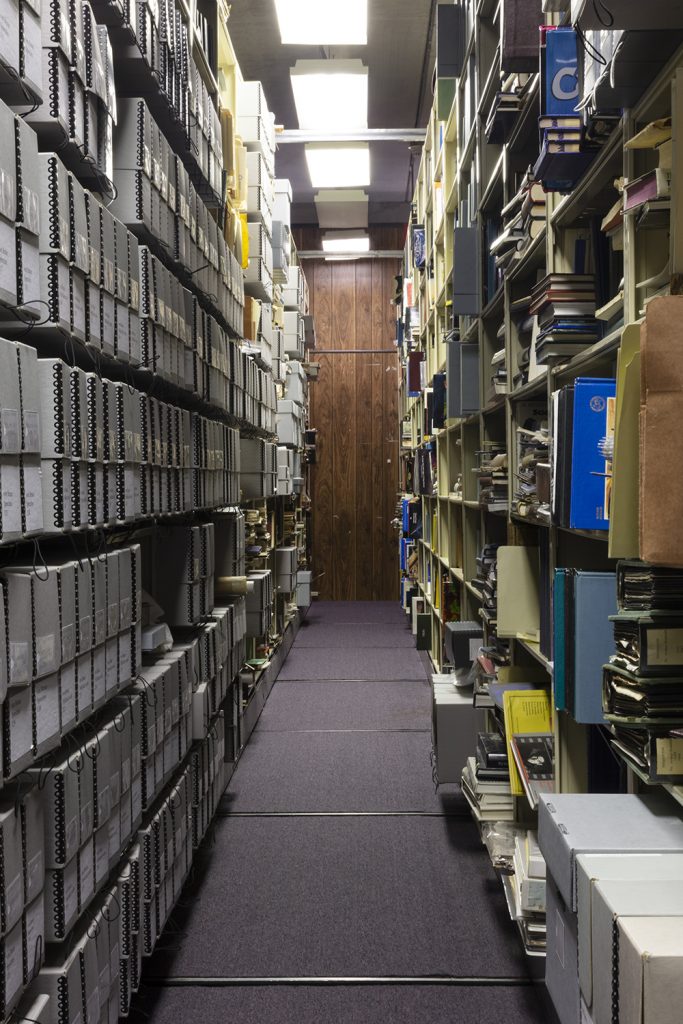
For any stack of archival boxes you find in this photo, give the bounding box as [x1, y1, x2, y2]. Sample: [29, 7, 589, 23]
[277, 261, 308, 494]
[538, 793, 683, 1024]
[239, 81, 275, 307]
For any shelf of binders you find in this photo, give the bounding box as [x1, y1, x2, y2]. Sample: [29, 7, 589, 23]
[400, 1, 683, 799]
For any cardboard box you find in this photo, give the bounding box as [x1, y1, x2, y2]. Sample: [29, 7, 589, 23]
[590, 878, 683, 1024]
[0, 802, 24, 936]
[540, 795, 683, 1024]
[546, 872, 580, 1024]
[576, 852, 683, 1007]
[1, 916, 24, 1018]
[0, 340, 21, 455]
[4, 686, 32, 776]
[431, 681, 486, 783]
[538, 793, 683, 912]
[640, 296, 683, 564]
[618, 916, 683, 1024]
[44, 855, 78, 941]
[38, 359, 72, 459]
[22, 890, 44, 988]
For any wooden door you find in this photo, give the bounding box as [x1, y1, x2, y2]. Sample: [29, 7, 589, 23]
[306, 258, 401, 601]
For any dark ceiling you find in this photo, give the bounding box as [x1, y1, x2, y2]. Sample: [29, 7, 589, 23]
[226, 0, 437, 227]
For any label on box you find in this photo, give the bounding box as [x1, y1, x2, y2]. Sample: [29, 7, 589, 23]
[66, 814, 78, 855]
[1, 409, 19, 453]
[27, 850, 43, 896]
[80, 798, 93, 841]
[61, 623, 76, 663]
[35, 633, 57, 676]
[5, 872, 22, 929]
[9, 641, 28, 682]
[23, 411, 40, 454]
[79, 613, 92, 652]
[23, 460, 43, 532]
[555, 909, 565, 967]
[648, 628, 683, 666]
[656, 737, 683, 775]
[95, 831, 109, 884]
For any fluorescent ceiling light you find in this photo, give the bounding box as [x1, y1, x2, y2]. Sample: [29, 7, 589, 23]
[291, 60, 368, 131]
[315, 189, 369, 229]
[274, 0, 367, 45]
[305, 144, 370, 188]
[322, 234, 370, 254]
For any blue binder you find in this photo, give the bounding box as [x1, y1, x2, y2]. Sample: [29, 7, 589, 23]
[569, 377, 616, 530]
[553, 569, 617, 724]
[543, 27, 580, 118]
[553, 569, 567, 712]
[572, 572, 617, 723]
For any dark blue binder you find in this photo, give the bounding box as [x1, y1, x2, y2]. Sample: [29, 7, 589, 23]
[569, 377, 616, 530]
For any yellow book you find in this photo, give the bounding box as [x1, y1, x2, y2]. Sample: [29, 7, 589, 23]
[503, 689, 552, 796]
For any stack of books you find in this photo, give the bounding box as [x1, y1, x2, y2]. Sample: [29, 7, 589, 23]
[481, 683, 554, 813]
[461, 757, 514, 821]
[511, 831, 547, 955]
[510, 294, 535, 388]
[474, 445, 508, 511]
[530, 273, 602, 363]
[534, 27, 597, 192]
[461, 732, 514, 822]
[514, 411, 550, 520]
[603, 562, 683, 781]
[485, 73, 534, 145]
[490, 345, 508, 396]
[495, 172, 547, 267]
[623, 118, 672, 216]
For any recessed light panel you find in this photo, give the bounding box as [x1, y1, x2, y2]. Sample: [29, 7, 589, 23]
[275, 0, 367, 45]
[305, 145, 370, 188]
[291, 60, 368, 131]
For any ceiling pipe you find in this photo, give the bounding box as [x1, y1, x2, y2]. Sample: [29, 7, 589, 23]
[277, 129, 426, 144]
[298, 250, 404, 259]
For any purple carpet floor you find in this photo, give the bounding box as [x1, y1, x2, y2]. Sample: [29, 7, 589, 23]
[220, 730, 453, 812]
[146, 816, 529, 980]
[137, 602, 549, 1024]
[294, 620, 415, 648]
[134, 983, 549, 1024]
[255, 679, 431, 733]
[278, 646, 427, 681]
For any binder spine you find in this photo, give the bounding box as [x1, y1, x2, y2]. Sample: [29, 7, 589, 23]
[0, 819, 5, 933]
[86, 378, 96, 460]
[130, 547, 138, 622]
[136, 100, 144, 175]
[115, 388, 124, 461]
[46, 253, 59, 323]
[54, 363, 66, 456]
[87, 463, 96, 526]
[46, 50, 59, 119]
[68, 72, 76, 141]
[29, 583, 37, 679]
[1, 686, 9, 778]
[57, 973, 69, 1024]
[120, 880, 130, 955]
[116, 465, 125, 521]
[70, 372, 81, 459]
[54, 771, 66, 865]
[15, 230, 23, 305]
[101, 384, 110, 461]
[79, 954, 87, 1023]
[52, 460, 65, 529]
[70, 464, 80, 528]
[611, 917, 619, 1024]
[52, 868, 64, 940]
[136, 169, 143, 224]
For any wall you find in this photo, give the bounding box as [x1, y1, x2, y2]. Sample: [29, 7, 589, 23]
[303, 256, 402, 601]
